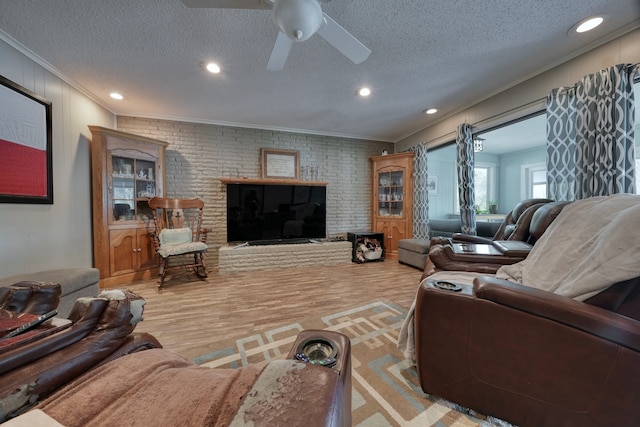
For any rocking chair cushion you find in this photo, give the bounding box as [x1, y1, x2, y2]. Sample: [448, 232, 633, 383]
[157, 241, 207, 258]
[159, 227, 193, 246]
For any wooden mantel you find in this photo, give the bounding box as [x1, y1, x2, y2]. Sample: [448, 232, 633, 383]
[219, 178, 328, 186]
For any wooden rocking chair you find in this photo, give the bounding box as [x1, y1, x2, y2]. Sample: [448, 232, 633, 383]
[148, 197, 209, 287]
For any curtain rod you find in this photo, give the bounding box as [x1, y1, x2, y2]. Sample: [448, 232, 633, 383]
[470, 98, 546, 131]
[553, 62, 640, 93]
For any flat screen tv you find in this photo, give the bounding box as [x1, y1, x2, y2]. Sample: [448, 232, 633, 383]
[226, 183, 326, 244]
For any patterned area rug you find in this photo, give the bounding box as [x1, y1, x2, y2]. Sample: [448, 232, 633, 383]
[194, 299, 509, 427]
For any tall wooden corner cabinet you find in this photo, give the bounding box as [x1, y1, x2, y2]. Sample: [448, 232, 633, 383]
[89, 126, 168, 288]
[370, 152, 414, 259]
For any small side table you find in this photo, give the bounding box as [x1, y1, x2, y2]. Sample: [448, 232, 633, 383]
[347, 231, 385, 263]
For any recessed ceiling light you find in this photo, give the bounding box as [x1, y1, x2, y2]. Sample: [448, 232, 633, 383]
[206, 62, 221, 74]
[574, 16, 604, 33]
[424, 108, 438, 115]
[357, 87, 371, 97]
[110, 92, 124, 100]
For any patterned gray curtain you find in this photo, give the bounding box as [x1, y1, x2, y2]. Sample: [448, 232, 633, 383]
[546, 64, 637, 201]
[546, 87, 577, 200]
[409, 144, 429, 239]
[456, 124, 476, 235]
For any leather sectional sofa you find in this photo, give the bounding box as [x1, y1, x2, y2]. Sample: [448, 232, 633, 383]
[415, 274, 640, 427]
[398, 218, 502, 269]
[400, 194, 640, 427]
[423, 200, 569, 278]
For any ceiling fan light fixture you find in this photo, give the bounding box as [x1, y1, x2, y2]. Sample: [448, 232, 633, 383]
[273, 0, 323, 42]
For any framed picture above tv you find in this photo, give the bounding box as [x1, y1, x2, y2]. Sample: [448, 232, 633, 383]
[261, 148, 299, 180]
[0, 75, 53, 204]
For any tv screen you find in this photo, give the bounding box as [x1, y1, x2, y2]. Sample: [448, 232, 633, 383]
[226, 183, 326, 243]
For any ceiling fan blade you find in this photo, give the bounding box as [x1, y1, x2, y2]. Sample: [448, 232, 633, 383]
[180, 0, 271, 9]
[318, 14, 371, 64]
[267, 31, 294, 71]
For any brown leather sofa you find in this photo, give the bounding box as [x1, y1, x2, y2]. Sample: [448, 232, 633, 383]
[423, 201, 570, 279]
[406, 195, 640, 427]
[0, 284, 351, 426]
[397, 200, 547, 271]
[436, 198, 554, 245]
[414, 275, 640, 427]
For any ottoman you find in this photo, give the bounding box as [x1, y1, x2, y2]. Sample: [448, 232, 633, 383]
[398, 239, 430, 270]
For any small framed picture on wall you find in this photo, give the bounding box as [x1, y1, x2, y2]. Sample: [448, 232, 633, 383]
[261, 148, 299, 180]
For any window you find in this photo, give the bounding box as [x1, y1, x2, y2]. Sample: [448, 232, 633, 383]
[426, 143, 457, 219]
[474, 163, 496, 211]
[522, 162, 547, 199]
[473, 113, 546, 211]
[474, 167, 488, 209]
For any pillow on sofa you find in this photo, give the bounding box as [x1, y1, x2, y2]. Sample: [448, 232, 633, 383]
[159, 228, 192, 246]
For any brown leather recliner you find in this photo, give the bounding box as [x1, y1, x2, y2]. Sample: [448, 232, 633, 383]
[1, 285, 352, 426]
[0, 281, 61, 315]
[432, 198, 554, 246]
[407, 194, 640, 427]
[414, 275, 640, 427]
[423, 201, 570, 279]
[0, 288, 161, 420]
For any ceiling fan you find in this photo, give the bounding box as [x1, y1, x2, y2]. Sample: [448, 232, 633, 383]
[181, 0, 371, 71]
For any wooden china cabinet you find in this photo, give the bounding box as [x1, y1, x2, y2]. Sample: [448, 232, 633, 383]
[89, 126, 168, 287]
[370, 152, 414, 259]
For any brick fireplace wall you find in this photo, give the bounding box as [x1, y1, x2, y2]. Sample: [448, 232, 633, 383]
[218, 241, 352, 274]
[116, 117, 393, 271]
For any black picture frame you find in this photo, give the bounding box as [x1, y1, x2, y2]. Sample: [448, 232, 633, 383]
[0, 75, 53, 204]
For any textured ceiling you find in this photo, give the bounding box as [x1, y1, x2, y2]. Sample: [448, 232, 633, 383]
[0, 0, 638, 142]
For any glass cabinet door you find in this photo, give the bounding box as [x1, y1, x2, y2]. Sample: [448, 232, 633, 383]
[377, 170, 404, 217]
[111, 155, 156, 222]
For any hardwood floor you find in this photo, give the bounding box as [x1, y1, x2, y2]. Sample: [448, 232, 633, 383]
[124, 261, 423, 360]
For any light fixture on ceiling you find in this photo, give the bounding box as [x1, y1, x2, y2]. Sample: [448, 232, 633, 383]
[357, 87, 371, 97]
[205, 62, 221, 74]
[424, 108, 438, 115]
[572, 16, 604, 34]
[110, 92, 124, 100]
[473, 137, 484, 152]
[273, 0, 323, 41]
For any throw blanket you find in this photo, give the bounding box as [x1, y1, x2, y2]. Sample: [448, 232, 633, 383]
[398, 194, 640, 364]
[37, 349, 264, 426]
[496, 194, 640, 301]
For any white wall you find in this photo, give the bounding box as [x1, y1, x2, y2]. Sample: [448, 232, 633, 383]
[0, 39, 114, 277]
[396, 28, 640, 152]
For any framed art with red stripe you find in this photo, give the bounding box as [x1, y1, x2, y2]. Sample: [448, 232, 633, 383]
[0, 75, 53, 204]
